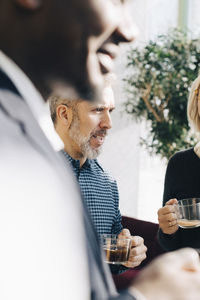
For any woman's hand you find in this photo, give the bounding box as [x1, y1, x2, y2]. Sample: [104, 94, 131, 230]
[157, 198, 179, 235]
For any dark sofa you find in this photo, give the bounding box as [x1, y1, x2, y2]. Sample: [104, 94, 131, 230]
[112, 216, 165, 291]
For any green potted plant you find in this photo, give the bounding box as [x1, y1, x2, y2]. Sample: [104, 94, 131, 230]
[124, 29, 200, 160]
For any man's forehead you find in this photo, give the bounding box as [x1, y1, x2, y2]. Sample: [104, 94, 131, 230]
[111, 0, 129, 4]
[78, 98, 113, 106]
[89, 97, 115, 109]
[78, 96, 115, 110]
[94, 102, 115, 109]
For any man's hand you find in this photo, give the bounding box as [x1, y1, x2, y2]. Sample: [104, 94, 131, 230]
[157, 198, 179, 234]
[118, 229, 147, 268]
[130, 248, 200, 300]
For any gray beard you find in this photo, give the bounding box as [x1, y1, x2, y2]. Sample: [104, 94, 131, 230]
[69, 116, 102, 160]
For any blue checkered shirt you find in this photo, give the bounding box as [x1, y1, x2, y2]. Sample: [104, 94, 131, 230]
[61, 151, 122, 238]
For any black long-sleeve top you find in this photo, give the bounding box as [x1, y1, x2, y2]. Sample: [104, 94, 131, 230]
[158, 148, 200, 251]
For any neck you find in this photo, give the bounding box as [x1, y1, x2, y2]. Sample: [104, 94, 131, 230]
[64, 146, 86, 167]
[56, 126, 87, 167]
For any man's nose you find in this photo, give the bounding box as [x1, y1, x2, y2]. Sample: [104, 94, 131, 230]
[100, 113, 112, 129]
[114, 5, 138, 43]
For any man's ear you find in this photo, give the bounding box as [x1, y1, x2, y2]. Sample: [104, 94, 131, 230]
[14, 0, 42, 11]
[56, 105, 73, 130]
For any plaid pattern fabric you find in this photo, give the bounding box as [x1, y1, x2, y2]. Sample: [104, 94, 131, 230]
[61, 150, 122, 238]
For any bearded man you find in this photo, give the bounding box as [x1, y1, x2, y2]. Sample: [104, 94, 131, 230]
[49, 83, 147, 271]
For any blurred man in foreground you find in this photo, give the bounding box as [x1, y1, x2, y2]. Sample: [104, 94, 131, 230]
[1, 1, 200, 299]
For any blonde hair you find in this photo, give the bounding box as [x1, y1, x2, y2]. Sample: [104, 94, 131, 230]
[187, 74, 200, 132]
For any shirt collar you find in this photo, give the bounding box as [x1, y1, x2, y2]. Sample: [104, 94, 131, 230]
[61, 150, 80, 168]
[61, 150, 92, 169]
[0, 50, 63, 151]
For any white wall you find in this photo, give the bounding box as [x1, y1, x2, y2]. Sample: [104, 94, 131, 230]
[188, 0, 200, 35]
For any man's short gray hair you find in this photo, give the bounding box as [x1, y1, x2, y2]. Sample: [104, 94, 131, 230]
[49, 96, 80, 124]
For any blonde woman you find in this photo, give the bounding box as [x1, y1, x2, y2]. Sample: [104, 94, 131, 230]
[157, 74, 200, 251]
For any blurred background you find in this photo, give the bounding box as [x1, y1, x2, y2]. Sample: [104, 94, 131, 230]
[99, 0, 200, 222]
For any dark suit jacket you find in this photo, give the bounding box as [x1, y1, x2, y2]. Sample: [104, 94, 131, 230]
[0, 68, 135, 300]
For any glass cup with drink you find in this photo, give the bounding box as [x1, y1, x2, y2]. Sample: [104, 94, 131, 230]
[174, 198, 200, 229]
[100, 234, 131, 264]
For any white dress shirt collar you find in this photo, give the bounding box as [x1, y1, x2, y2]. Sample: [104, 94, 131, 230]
[0, 50, 63, 151]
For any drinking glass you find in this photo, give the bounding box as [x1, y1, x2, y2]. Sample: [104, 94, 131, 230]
[101, 234, 131, 264]
[174, 198, 200, 229]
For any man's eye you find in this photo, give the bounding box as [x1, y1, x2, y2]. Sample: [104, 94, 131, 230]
[95, 107, 104, 112]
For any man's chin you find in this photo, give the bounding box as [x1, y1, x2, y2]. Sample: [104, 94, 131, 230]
[85, 146, 102, 160]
